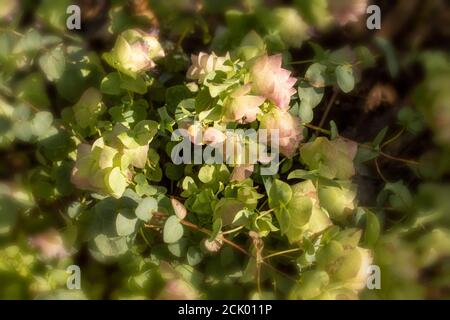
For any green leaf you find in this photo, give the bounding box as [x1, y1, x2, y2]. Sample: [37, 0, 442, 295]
[275, 206, 290, 235]
[297, 80, 325, 123]
[305, 63, 327, 88]
[133, 120, 158, 145]
[120, 74, 148, 94]
[335, 65, 355, 93]
[17, 73, 50, 109]
[375, 37, 399, 78]
[381, 181, 413, 211]
[13, 29, 42, 54]
[165, 163, 185, 181]
[0, 197, 20, 235]
[37, 0, 71, 31]
[101, 72, 123, 95]
[93, 234, 128, 257]
[356, 46, 376, 68]
[54, 161, 75, 196]
[67, 201, 84, 219]
[397, 107, 424, 134]
[73, 88, 104, 129]
[281, 158, 293, 174]
[187, 246, 203, 266]
[31, 111, 54, 139]
[362, 209, 380, 248]
[195, 87, 214, 113]
[175, 98, 196, 122]
[214, 198, 244, 226]
[39, 131, 75, 161]
[354, 147, 379, 164]
[287, 196, 313, 227]
[299, 101, 314, 123]
[116, 209, 138, 236]
[330, 120, 338, 139]
[295, 270, 329, 299]
[287, 169, 317, 180]
[106, 167, 127, 198]
[135, 197, 158, 222]
[210, 218, 222, 241]
[372, 126, 388, 148]
[181, 176, 198, 197]
[38, 46, 65, 81]
[269, 179, 292, 208]
[163, 215, 184, 244]
[198, 165, 215, 184]
[166, 85, 194, 114]
[298, 81, 324, 109]
[168, 239, 188, 257]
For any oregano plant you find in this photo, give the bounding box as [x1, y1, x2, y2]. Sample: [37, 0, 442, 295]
[0, 0, 449, 301]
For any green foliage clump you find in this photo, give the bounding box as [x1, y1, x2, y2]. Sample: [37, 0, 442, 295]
[1, 0, 449, 300]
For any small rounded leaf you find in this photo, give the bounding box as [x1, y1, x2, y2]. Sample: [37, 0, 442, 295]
[187, 246, 203, 266]
[116, 210, 137, 236]
[335, 65, 355, 93]
[135, 197, 158, 222]
[269, 179, 293, 208]
[163, 215, 184, 244]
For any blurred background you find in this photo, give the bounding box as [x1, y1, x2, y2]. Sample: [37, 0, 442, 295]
[0, 0, 450, 299]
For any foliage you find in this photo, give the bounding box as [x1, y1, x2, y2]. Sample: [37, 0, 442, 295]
[1, 0, 449, 300]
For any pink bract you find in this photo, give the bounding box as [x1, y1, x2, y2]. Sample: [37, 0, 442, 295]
[251, 54, 297, 110]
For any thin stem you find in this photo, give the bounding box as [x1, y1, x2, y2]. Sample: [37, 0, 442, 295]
[318, 90, 338, 130]
[258, 198, 268, 211]
[263, 248, 302, 260]
[144, 213, 298, 282]
[140, 227, 152, 247]
[289, 59, 315, 65]
[221, 225, 244, 235]
[180, 220, 249, 256]
[258, 209, 274, 220]
[381, 128, 405, 149]
[378, 150, 419, 165]
[304, 123, 331, 135]
[375, 158, 389, 183]
[178, 220, 297, 282]
[256, 264, 262, 295]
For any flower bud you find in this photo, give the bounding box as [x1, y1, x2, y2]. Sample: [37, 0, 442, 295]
[251, 54, 297, 110]
[109, 29, 164, 77]
[316, 230, 373, 294]
[182, 122, 227, 146]
[171, 197, 187, 220]
[230, 165, 254, 182]
[300, 137, 357, 180]
[260, 108, 303, 158]
[187, 52, 232, 83]
[202, 237, 223, 253]
[203, 127, 227, 145]
[283, 180, 332, 243]
[222, 85, 265, 124]
[318, 181, 357, 222]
